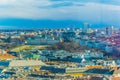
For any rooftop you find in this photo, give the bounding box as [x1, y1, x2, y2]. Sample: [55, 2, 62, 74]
[84, 68, 114, 75]
[9, 60, 46, 67]
[0, 54, 16, 60]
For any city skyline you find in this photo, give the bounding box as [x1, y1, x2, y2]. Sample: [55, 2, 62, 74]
[0, 0, 120, 28]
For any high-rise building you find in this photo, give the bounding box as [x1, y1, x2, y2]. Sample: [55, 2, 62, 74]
[110, 26, 114, 34]
[106, 27, 109, 35]
[82, 23, 89, 33]
[106, 26, 114, 35]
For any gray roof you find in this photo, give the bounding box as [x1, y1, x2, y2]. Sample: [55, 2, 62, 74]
[9, 60, 46, 67]
[84, 68, 114, 75]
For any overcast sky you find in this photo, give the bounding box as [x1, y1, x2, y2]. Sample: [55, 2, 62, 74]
[0, 0, 120, 28]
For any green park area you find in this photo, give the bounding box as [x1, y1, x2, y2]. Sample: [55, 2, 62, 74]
[10, 45, 49, 52]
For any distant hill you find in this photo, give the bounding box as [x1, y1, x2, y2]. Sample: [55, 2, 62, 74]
[0, 18, 110, 29]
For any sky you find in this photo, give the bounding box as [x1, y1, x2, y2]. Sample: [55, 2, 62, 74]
[0, 0, 120, 29]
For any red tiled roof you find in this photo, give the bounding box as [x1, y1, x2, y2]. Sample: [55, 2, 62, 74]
[0, 54, 16, 60]
[111, 77, 120, 80]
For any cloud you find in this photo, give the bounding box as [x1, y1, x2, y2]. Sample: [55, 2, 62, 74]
[50, 0, 120, 5]
[0, 0, 86, 19]
[0, 0, 119, 27]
